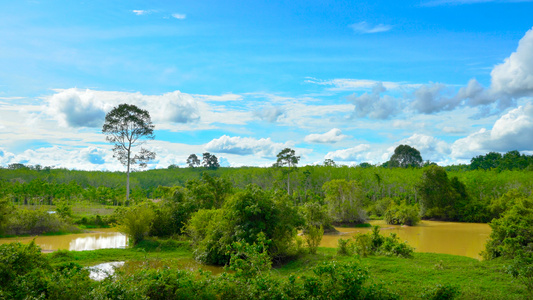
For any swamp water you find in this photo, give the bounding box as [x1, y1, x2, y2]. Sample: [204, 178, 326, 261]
[0, 221, 491, 259]
[321, 220, 491, 259]
[0, 228, 127, 251]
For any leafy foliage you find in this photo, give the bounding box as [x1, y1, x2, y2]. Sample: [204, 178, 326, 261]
[186, 154, 200, 168]
[338, 226, 414, 258]
[323, 179, 367, 224]
[186, 185, 304, 265]
[385, 144, 423, 168]
[417, 165, 468, 220]
[384, 201, 420, 226]
[118, 203, 155, 246]
[483, 197, 533, 260]
[202, 152, 220, 169]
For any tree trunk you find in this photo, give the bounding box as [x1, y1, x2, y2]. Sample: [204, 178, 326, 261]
[126, 152, 131, 202]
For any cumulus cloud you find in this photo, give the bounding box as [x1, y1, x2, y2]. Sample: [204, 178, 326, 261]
[347, 82, 401, 119]
[1, 146, 119, 171]
[254, 105, 285, 122]
[205, 135, 289, 158]
[411, 83, 461, 114]
[45, 88, 200, 128]
[395, 134, 451, 163]
[47, 89, 107, 127]
[325, 144, 371, 162]
[491, 27, 533, 98]
[452, 103, 533, 158]
[304, 128, 349, 144]
[350, 21, 392, 34]
[147, 91, 200, 123]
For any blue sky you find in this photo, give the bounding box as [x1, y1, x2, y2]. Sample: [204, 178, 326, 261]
[1, 0, 533, 170]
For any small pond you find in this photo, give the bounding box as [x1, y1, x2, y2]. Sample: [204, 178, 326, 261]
[321, 220, 491, 259]
[0, 228, 127, 251]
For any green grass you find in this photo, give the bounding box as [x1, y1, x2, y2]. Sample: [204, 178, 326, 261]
[40, 232, 529, 299]
[274, 248, 529, 299]
[47, 238, 193, 266]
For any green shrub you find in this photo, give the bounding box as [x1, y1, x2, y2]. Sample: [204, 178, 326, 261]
[384, 201, 420, 226]
[506, 251, 533, 298]
[483, 197, 533, 260]
[118, 203, 155, 246]
[336, 226, 413, 258]
[186, 185, 304, 265]
[6, 208, 71, 235]
[421, 284, 461, 300]
[305, 225, 324, 254]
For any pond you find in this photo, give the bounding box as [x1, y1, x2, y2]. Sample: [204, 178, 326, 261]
[0, 228, 127, 251]
[321, 220, 491, 259]
[0, 221, 491, 259]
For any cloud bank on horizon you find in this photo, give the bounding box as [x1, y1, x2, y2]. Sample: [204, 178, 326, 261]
[0, 1, 532, 170]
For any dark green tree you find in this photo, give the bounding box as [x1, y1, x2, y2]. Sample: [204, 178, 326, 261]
[276, 148, 300, 194]
[202, 152, 220, 169]
[323, 159, 336, 167]
[470, 152, 502, 170]
[386, 145, 423, 168]
[187, 154, 201, 168]
[417, 165, 467, 220]
[102, 103, 155, 200]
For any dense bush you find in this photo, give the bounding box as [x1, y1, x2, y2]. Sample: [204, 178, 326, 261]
[337, 226, 414, 258]
[117, 203, 155, 246]
[483, 197, 533, 260]
[384, 201, 420, 226]
[323, 179, 367, 224]
[417, 166, 468, 221]
[186, 184, 304, 265]
[5, 208, 75, 235]
[0, 241, 94, 300]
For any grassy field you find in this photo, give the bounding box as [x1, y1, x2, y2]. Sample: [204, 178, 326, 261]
[44, 239, 529, 299]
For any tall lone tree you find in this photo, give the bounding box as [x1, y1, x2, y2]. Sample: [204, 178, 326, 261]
[102, 103, 155, 201]
[276, 148, 300, 195]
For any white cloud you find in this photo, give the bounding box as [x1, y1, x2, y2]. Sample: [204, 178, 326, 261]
[172, 13, 186, 20]
[205, 135, 289, 158]
[306, 78, 416, 91]
[325, 144, 371, 162]
[452, 103, 533, 158]
[254, 105, 285, 122]
[411, 83, 461, 114]
[491, 26, 533, 98]
[396, 134, 451, 163]
[349, 21, 392, 34]
[305, 128, 349, 144]
[45, 88, 201, 128]
[347, 82, 401, 119]
[132, 10, 148, 15]
[46, 89, 108, 128]
[194, 93, 243, 102]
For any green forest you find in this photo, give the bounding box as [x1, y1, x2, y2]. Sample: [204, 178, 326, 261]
[1, 148, 533, 299]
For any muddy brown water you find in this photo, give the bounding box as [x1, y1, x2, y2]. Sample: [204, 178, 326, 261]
[0, 221, 491, 259]
[0, 228, 127, 251]
[321, 220, 491, 259]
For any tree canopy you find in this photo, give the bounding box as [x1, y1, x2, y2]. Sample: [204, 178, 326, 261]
[385, 145, 423, 168]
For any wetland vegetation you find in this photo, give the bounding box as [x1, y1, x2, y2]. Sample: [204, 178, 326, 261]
[1, 148, 533, 299]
